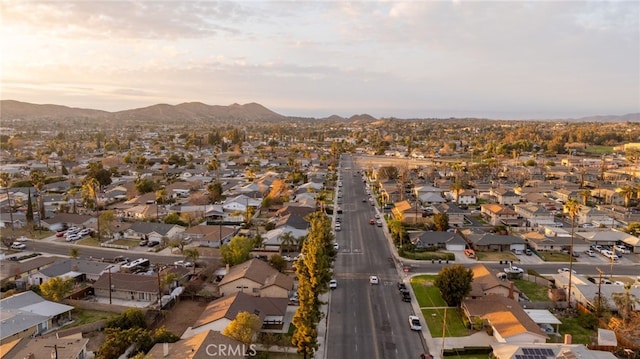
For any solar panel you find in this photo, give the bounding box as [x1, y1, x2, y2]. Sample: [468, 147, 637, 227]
[523, 349, 532, 355]
[544, 349, 554, 356]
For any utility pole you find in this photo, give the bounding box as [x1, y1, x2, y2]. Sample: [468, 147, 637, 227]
[45, 344, 64, 359]
[108, 267, 114, 304]
[596, 268, 604, 317]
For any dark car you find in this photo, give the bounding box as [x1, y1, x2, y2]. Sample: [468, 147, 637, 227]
[401, 292, 411, 302]
[148, 241, 160, 247]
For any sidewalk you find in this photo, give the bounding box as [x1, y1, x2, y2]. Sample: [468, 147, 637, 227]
[315, 291, 329, 359]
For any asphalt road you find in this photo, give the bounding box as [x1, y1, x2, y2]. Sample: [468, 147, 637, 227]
[326, 155, 427, 359]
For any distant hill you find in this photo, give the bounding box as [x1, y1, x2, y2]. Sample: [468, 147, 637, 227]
[1, 99, 637, 123]
[0, 100, 287, 122]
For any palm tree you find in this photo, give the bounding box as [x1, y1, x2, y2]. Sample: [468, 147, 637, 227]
[618, 185, 635, 208]
[0, 172, 15, 238]
[183, 248, 200, 274]
[578, 189, 591, 205]
[565, 198, 580, 309]
[29, 169, 47, 229]
[612, 283, 640, 324]
[279, 231, 295, 254]
[81, 177, 101, 240]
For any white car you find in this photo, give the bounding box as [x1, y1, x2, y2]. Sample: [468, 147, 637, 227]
[584, 250, 596, 257]
[369, 275, 379, 285]
[15, 236, 29, 242]
[333, 243, 339, 250]
[503, 266, 524, 274]
[329, 279, 337, 289]
[10, 242, 26, 250]
[408, 315, 422, 331]
[173, 260, 194, 267]
[66, 234, 81, 242]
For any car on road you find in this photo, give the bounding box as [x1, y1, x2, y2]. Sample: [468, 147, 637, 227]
[398, 282, 407, 291]
[557, 268, 577, 274]
[174, 260, 194, 267]
[10, 242, 26, 250]
[408, 315, 422, 331]
[401, 291, 411, 302]
[329, 279, 337, 289]
[376, 219, 383, 227]
[369, 219, 375, 225]
[504, 266, 524, 274]
[524, 249, 533, 256]
[374, 213, 380, 219]
[369, 275, 379, 285]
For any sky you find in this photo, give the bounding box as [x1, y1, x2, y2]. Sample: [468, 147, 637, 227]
[1, 1, 639, 120]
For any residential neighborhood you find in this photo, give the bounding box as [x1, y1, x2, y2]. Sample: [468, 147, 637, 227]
[1, 112, 639, 359]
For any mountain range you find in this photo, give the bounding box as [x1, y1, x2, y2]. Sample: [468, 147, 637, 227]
[0, 100, 637, 123]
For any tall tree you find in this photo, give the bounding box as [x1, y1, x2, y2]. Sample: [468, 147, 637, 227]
[433, 213, 449, 232]
[29, 169, 47, 225]
[292, 212, 332, 359]
[612, 283, 640, 325]
[183, 248, 200, 273]
[0, 172, 14, 238]
[565, 198, 580, 308]
[618, 185, 635, 208]
[578, 189, 591, 205]
[279, 231, 296, 254]
[82, 177, 101, 240]
[434, 265, 473, 307]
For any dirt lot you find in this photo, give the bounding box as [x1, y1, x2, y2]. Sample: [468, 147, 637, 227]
[156, 298, 209, 337]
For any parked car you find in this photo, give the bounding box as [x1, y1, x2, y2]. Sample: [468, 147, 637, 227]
[148, 241, 160, 247]
[333, 243, 339, 250]
[408, 315, 422, 331]
[376, 219, 383, 227]
[504, 266, 524, 274]
[524, 249, 533, 256]
[464, 249, 476, 258]
[369, 219, 375, 225]
[10, 242, 26, 250]
[139, 239, 148, 246]
[329, 279, 337, 289]
[584, 250, 596, 257]
[369, 275, 379, 285]
[66, 234, 81, 242]
[401, 291, 411, 302]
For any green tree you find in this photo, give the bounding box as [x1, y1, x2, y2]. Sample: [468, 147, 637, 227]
[223, 311, 262, 346]
[269, 254, 288, 272]
[207, 181, 223, 203]
[40, 277, 75, 301]
[279, 231, 296, 254]
[578, 189, 591, 205]
[618, 185, 635, 208]
[98, 327, 146, 359]
[434, 265, 473, 307]
[220, 236, 254, 266]
[135, 178, 156, 194]
[105, 308, 146, 329]
[0, 172, 15, 238]
[29, 169, 47, 224]
[433, 213, 449, 232]
[99, 210, 116, 239]
[292, 212, 333, 359]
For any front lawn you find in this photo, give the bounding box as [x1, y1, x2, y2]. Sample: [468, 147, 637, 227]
[422, 308, 470, 337]
[63, 309, 115, 328]
[513, 279, 549, 301]
[410, 275, 446, 307]
[475, 251, 517, 262]
[537, 252, 575, 262]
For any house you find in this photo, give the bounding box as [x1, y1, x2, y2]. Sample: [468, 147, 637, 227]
[0, 335, 89, 359]
[181, 291, 289, 339]
[462, 295, 548, 344]
[576, 230, 636, 251]
[183, 224, 238, 248]
[0, 256, 60, 288]
[148, 330, 249, 359]
[553, 272, 640, 310]
[492, 188, 521, 205]
[521, 231, 590, 253]
[218, 259, 294, 298]
[514, 204, 555, 228]
[491, 343, 617, 359]
[481, 204, 520, 227]
[432, 203, 466, 227]
[576, 207, 611, 226]
[467, 234, 527, 252]
[263, 213, 309, 251]
[28, 258, 117, 286]
[408, 231, 467, 251]
[455, 190, 477, 205]
[391, 200, 424, 224]
[0, 291, 74, 344]
[468, 264, 521, 299]
[125, 222, 186, 243]
[93, 272, 159, 305]
[41, 213, 95, 231]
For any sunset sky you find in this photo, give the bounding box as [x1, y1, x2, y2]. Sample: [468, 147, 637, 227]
[1, 1, 638, 119]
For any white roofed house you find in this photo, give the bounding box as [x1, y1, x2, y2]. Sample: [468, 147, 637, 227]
[0, 291, 74, 344]
[514, 204, 555, 228]
[222, 194, 262, 222]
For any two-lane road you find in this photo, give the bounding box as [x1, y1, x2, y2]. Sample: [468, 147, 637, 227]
[326, 155, 427, 359]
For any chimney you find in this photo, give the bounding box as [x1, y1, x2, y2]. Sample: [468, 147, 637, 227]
[508, 282, 515, 300]
[564, 334, 572, 344]
[163, 342, 169, 357]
